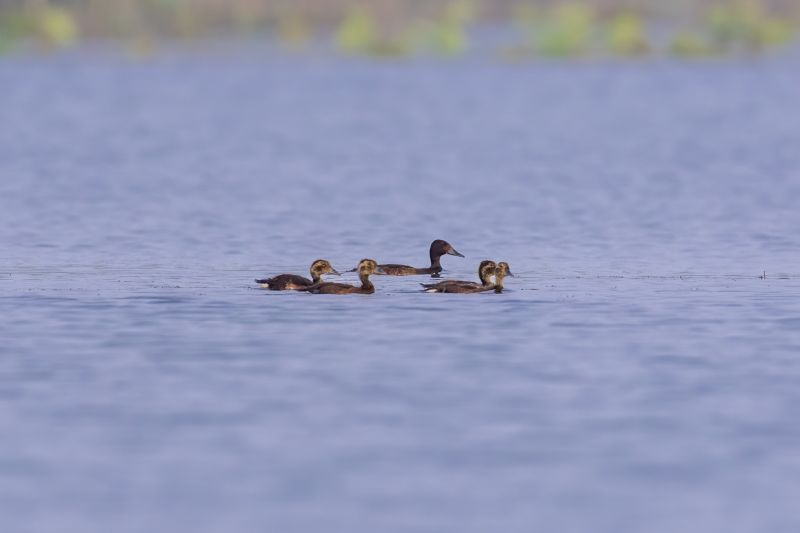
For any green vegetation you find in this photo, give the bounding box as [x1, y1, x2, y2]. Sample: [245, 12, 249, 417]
[708, 1, 795, 52]
[0, 14, 23, 54]
[428, 0, 474, 56]
[335, 6, 376, 53]
[669, 32, 715, 57]
[34, 4, 78, 47]
[607, 12, 649, 56]
[666, 1, 796, 57]
[333, 1, 474, 58]
[0, 0, 796, 59]
[536, 3, 594, 57]
[0, 3, 79, 53]
[334, 6, 414, 57]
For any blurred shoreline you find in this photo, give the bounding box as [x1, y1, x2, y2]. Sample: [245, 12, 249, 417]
[1, 0, 798, 59]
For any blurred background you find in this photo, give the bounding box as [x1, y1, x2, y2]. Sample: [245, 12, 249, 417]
[0, 0, 798, 58]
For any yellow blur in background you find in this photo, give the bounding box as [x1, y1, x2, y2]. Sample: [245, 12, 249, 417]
[0, 0, 797, 57]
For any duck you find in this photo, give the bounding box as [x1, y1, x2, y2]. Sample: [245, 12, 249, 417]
[303, 259, 384, 294]
[421, 260, 497, 293]
[255, 259, 340, 290]
[492, 262, 514, 293]
[373, 239, 464, 277]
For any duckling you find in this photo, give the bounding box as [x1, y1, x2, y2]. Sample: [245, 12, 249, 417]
[255, 259, 339, 291]
[303, 259, 384, 294]
[375, 239, 464, 277]
[492, 262, 514, 293]
[421, 260, 497, 293]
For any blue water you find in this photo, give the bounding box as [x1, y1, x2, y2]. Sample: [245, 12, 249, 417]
[1, 50, 800, 533]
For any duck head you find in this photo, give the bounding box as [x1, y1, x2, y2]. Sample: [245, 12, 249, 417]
[310, 259, 340, 277]
[495, 262, 513, 278]
[493, 262, 513, 292]
[431, 239, 464, 259]
[357, 258, 385, 277]
[478, 260, 497, 286]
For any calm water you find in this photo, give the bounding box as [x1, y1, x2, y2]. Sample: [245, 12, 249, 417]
[2, 49, 800, 533]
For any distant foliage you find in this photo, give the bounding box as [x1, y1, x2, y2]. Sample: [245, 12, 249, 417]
[335, 7, 376, 53]
[665, 1, 795, 57]
[536, 3, 594, 57]
[607, 12, 649, 56]
[0, 4, 79, 52]
[708, 1, 795, 52]
[333, 1, 475, 58]
[669, 32, 714, 57]
[0, 0, 796, 59]
[36, 5, 79, 47]
[421, 0, 474, 56]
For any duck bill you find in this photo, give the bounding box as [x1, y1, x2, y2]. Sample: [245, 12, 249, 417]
[448, 248, 465, 258]
[330, 269, 342, 276]
[506, 271, 515, 277]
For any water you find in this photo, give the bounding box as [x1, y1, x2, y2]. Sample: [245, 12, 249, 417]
[1, 49, 800, 533]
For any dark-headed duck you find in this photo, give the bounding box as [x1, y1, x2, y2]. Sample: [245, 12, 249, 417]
[375, 239, 464, 277]
[421, 260, 497, 294]
[255, 259, 339, 290]
[303, 259, 384, 294]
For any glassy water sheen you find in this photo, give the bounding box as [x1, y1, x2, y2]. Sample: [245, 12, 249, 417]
[1, 50, 800, 533]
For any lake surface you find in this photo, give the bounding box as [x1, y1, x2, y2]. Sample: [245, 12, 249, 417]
[1, 48, 800, 533]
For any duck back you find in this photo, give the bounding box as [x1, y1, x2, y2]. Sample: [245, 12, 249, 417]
[422, 281, 487, 293]
[256, 274, 312, 290]
[378, 264, 438, 276]
[305, 282, 374, 295]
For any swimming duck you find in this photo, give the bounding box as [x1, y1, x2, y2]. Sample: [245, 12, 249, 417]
[255, 259, 339, 291]
[421, 260, 497, 293]
[492, 262, 514, 293]
[374, 239, 464, 277]
[303, 259, 384, 294]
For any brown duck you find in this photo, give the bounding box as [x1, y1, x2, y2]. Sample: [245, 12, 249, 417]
[373, 239, 464, 277]
[255, 259, 340, 290]
[491, 262, 514, 293]
[303, 259, 384, 294]
[421, 260, 497, 293]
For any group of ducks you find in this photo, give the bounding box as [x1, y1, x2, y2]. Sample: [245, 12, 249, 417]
[255, 239, 513, 295]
